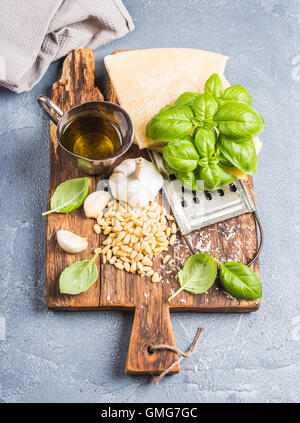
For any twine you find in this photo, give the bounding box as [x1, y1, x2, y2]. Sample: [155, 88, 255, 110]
[149, 327, 205, 385]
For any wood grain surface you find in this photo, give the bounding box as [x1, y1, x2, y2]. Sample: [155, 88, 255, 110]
[45, 49, 260, 375]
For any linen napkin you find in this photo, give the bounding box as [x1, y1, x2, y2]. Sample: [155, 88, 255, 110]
[0, 0, 134, 93]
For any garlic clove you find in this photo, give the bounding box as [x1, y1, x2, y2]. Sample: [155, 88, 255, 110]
[57, 229, 88, 254]
[83, 190, 110, 218]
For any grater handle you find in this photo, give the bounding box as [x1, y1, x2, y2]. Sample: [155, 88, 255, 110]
[247, 210, 264, 266]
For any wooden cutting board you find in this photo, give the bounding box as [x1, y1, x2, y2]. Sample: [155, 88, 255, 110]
[45, 49, 260, 375]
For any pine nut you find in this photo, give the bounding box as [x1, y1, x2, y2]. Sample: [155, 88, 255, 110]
[102, 238, 112, 245]
[94, 247, 101, 254]
[163, 255, 171, 264]
[124, 221, 134, 230]
[130, 250, 137, 260]
[142, 256, 152, 267]
[116, 250, 128, 257]
[123, 234, 130, 244]
[116, 231, 126, 242]
[142, 266, 152, 273]
[112, 225, 122, 232]
[114, 262, 124, 270]
[120, 256, 130, 263]
[93, 224, 101, 234]
[152, 272, 160, 283]
[121, 245, 132, 253]
[109, 256, 117, 264]
[136, 262, 144, 272]
[101, 245, 110, 255]
[169, 234, 176, 245]
[106, 249, 112, 261]
[134, 253, 144, 262]
[130, 262, 137, 272]
[124, 262, 130, 272]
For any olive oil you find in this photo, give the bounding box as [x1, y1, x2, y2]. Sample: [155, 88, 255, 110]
[61, 115, 121, 160]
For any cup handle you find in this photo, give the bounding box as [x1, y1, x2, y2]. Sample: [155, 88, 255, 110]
[37, 94, 63, 125]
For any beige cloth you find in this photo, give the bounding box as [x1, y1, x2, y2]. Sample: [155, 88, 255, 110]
[0, 0, 134, 93]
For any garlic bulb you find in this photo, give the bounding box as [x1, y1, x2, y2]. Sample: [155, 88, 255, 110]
[57, 229, 88, 254]
[83, 190, 110, 218]
[109, 157, 163, 208]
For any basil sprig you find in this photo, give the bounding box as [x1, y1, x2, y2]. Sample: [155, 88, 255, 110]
[146, 73, 265, 191]
[218, 261, 262, 300]
[168, 253, 262, 302]
[59, 250, 100, 295]
[168, 254, 217, 301]
[42, 177, 90, 216]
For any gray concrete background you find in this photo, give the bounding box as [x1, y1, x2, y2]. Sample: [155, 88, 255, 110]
[0, 0, 299, 403]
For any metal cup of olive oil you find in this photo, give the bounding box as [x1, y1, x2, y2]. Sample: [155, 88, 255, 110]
[37, 95, 134, 175]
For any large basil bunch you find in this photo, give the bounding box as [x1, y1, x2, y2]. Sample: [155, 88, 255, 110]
[146, 73, 265, 190]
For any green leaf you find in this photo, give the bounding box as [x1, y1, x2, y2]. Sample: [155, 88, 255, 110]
[192, 93, 218, 126]
[42, 177, 90, 216]
[217, 134, 258, 174]
[219, 262, 262, 300]
[195, 161, 223, 190]
[59, 251, 100, 295]
[215, 102, 265, 139]
[193, 127, 217, 158]
[174, 92, 200, 108]
[162, 137, 199, 173]
[205, 73, 223, 99]
[162, 157, 175, 175]
[157, 105, 173, 114]
[146, 106, 194, 141]
[221, 85, 252, 105]
[174, 170, 197, 191]
[218, 167, 236, 187]
[168, 254, 217, 301]
[216, 145, 234, 167]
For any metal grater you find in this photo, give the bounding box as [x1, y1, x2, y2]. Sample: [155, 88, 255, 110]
[148, 150, 256, 235]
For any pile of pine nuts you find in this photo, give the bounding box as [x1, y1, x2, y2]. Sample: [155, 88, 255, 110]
[93, 200, 177, 282]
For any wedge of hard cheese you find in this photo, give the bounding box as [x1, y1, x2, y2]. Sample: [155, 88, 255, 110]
[104, 48, 262, 177]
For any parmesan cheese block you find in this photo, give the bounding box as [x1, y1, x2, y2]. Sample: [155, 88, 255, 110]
[104, 48, 262, 178]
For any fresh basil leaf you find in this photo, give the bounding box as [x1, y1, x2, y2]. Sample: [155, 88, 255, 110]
[174, 92, 200, 108]
[195, 161, 223, 190]
[42, 177, 90, 216]
[192, 93, 218, 127]
[59, 251, 100, 295]
[215, 102, 265, 139]
[216, 145, 234, 167]
[194, 127, 217, 158]
[163, 137, 199, 173]
[162, 157, 175, 175]
[219, 262, 262, 300]
[218, 167, 236, 187]
[217, 134, 258, 174]
[205, 73, 223, 99]
[168, 253, 217, 301]
[174, 170, 197, 191]
[157, 105, 173, 114]
[146, 106, 194, 141]
[221, 85, 252, 105]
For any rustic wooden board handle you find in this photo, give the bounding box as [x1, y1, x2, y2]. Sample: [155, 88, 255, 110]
[126, 296, 180, 375]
